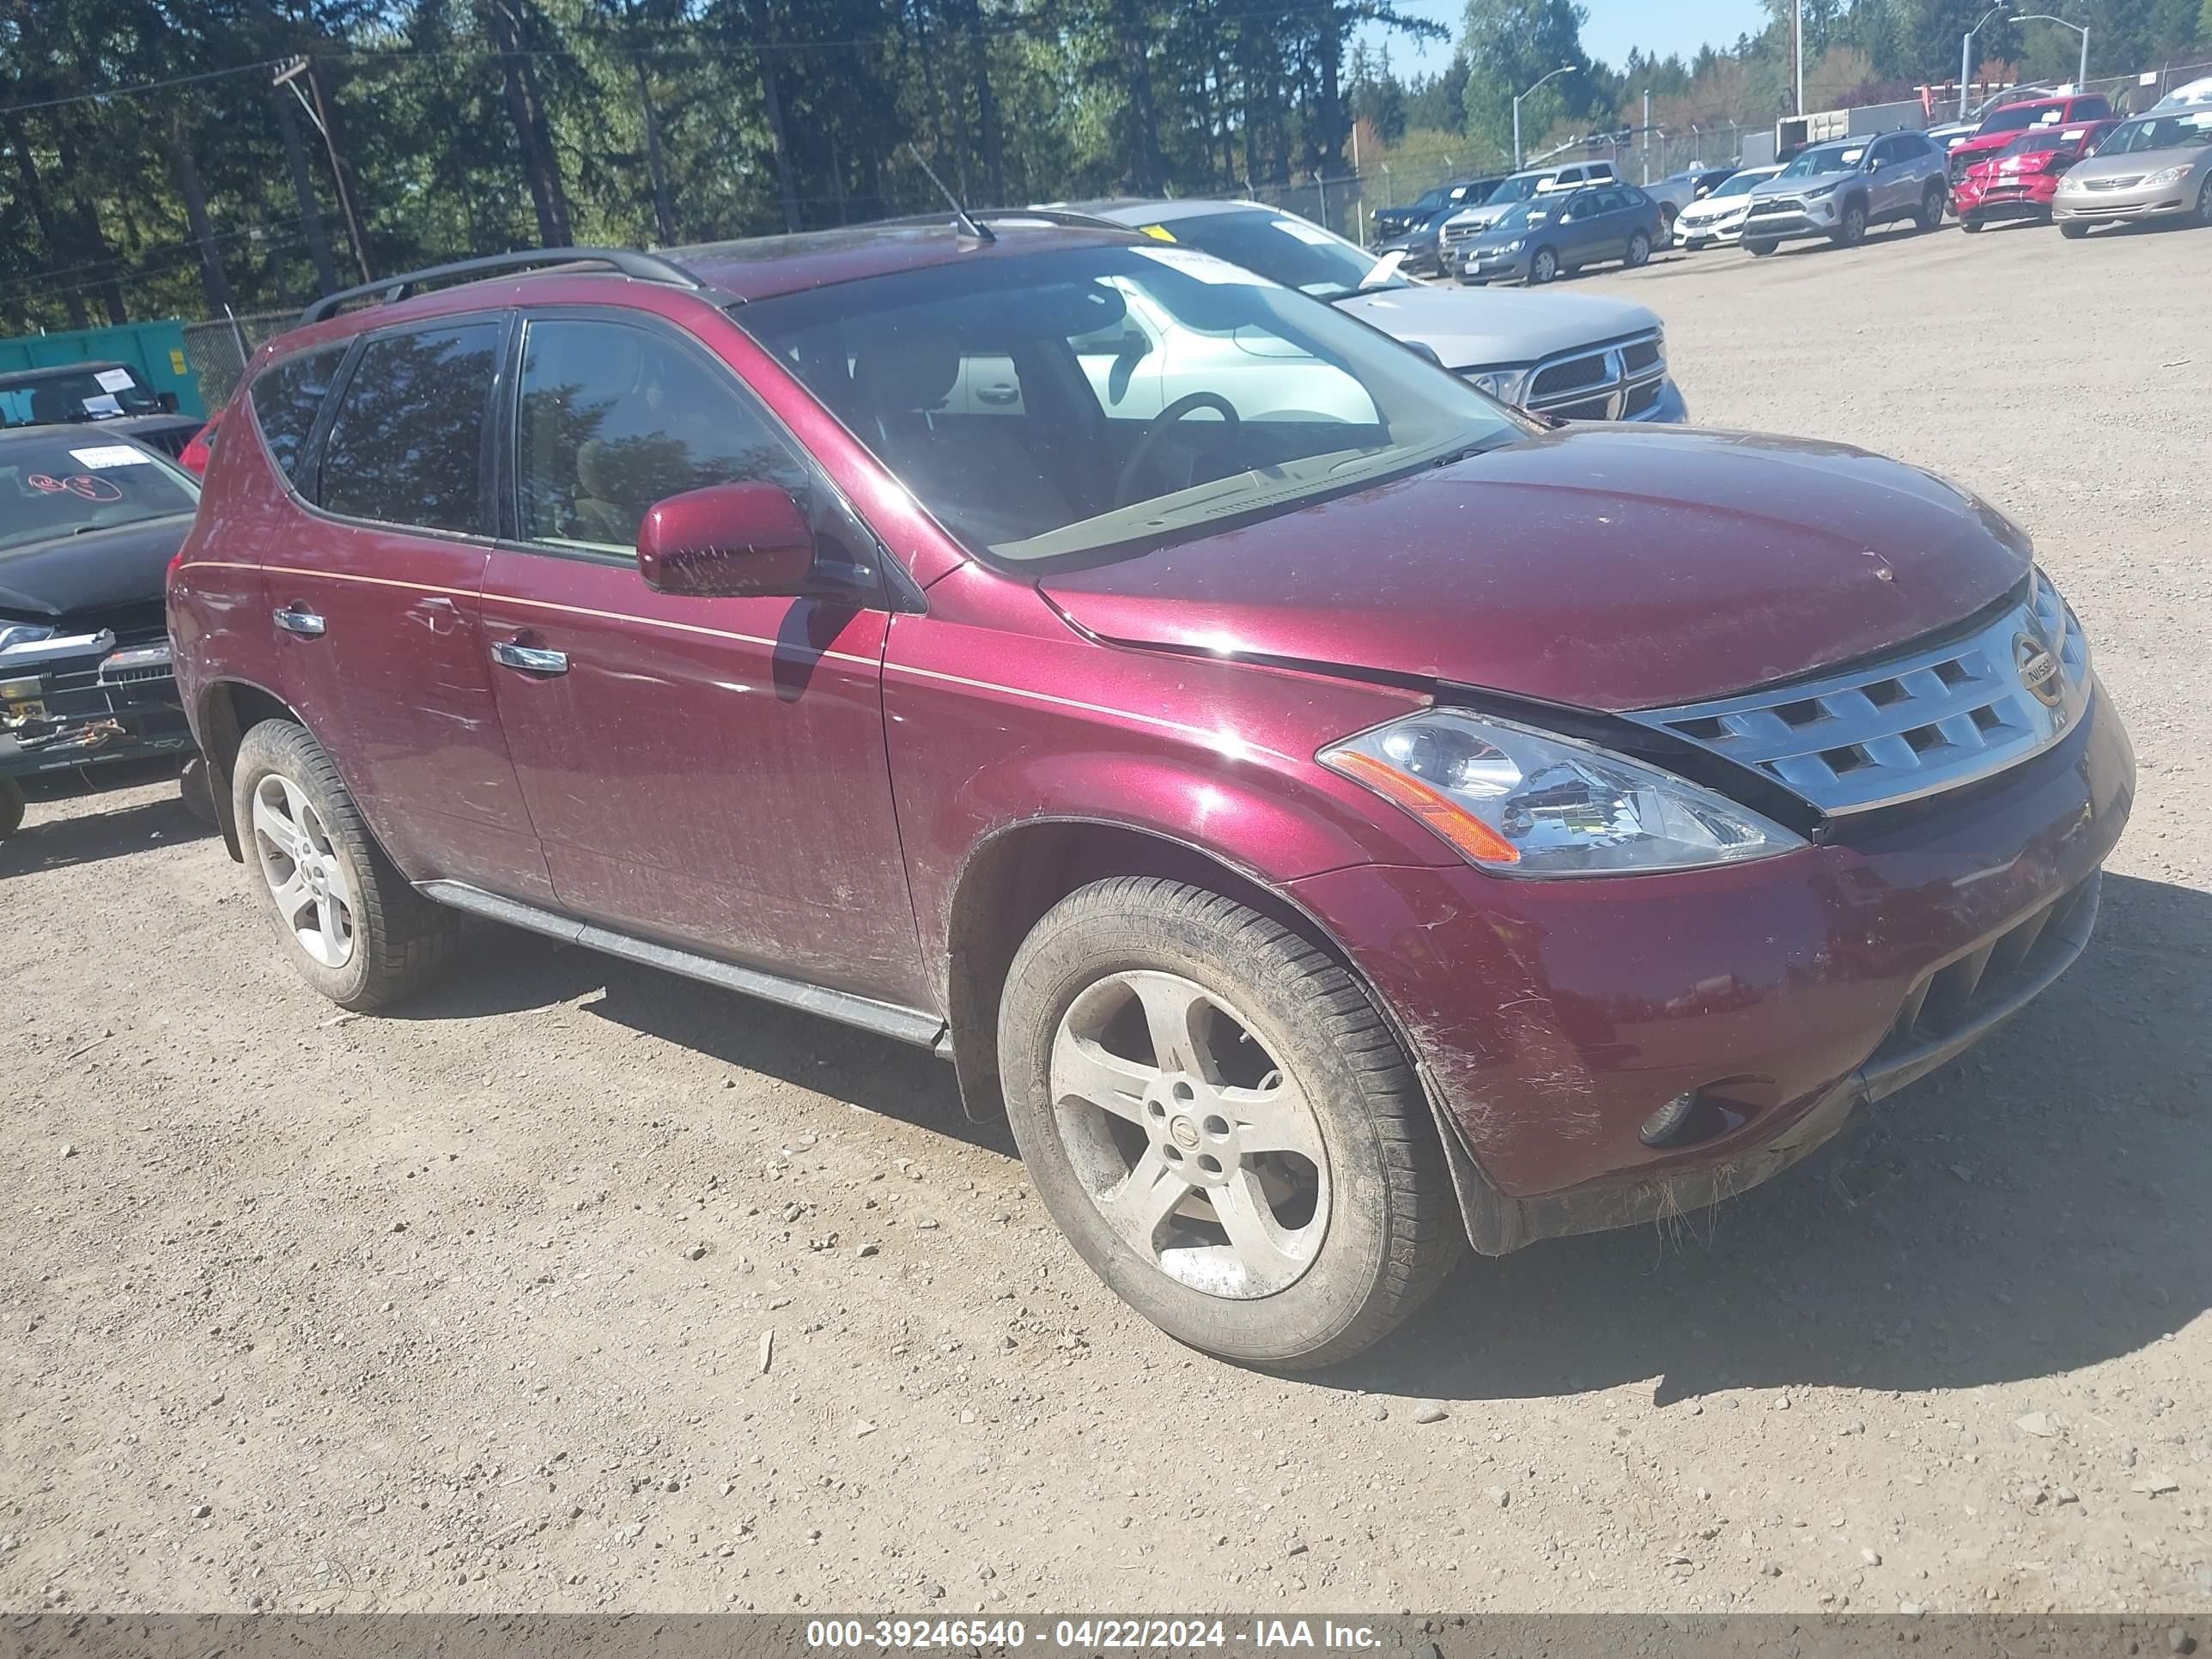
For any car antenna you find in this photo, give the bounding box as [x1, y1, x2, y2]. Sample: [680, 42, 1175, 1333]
[907, 143, 995, 243]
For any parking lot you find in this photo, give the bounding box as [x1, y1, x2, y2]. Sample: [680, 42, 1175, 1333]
[3, 216, 2208, 1618]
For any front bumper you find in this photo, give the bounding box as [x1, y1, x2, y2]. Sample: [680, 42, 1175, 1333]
[1457, 245, 1533, 283]
[1676, 214, 1747, 246]
[0, 635, 193, 781]
[2053, 184, 2197, 224]
[1740, 197, 1844, 241]
[1290, 685, 2133, 1253]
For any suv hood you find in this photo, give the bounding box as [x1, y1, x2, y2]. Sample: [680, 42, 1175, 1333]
[0, 514, 191, 623]
[1037, 426, 2032, 714]
[1331, 285, 1661, 373]
[1753, 167, 1853, 197]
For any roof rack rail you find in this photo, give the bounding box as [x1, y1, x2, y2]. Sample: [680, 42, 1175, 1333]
[299, 247, 704, 326]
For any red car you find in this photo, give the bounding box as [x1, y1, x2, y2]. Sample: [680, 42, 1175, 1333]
[168, 232, 2131, 1368]
[1947, 93, 2113, 187]
[1954, 121, 2118, 228]
[176, 404, 224, 476]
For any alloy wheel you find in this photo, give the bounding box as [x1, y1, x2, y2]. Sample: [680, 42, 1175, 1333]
[252, 772, 356, 969]
[1049, 970, 1330, 1300]
[1530, 248, 1557, 283]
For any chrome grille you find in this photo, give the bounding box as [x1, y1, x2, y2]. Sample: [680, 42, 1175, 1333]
[1520, 329, 1667, 422]
[1747, 197, 1800, 217]
[2086, 174, 2142, 190]
[1627, 572, 2092, 815]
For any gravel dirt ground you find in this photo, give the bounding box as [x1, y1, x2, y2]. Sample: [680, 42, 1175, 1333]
[3, 215, 2208, 1620]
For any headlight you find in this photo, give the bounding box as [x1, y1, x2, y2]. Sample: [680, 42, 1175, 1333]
[1802, 182, 1838, 200]
[1498, 239, 1523, 253]
[0, 623, 58, 654]
[1321, 709, 1806, 878]
[1463, 367, 1529, 405]
[2145, 166, 2188, 185]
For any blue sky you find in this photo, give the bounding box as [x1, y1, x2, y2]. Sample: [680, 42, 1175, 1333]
[1370, 0, 1772, 75]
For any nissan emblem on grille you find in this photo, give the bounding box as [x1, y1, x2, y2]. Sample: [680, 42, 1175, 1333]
[2015, 634, 2064, 708]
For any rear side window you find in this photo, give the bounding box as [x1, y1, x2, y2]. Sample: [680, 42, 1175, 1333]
[250, 346, 346, 487]
[319, 321, 501, 535]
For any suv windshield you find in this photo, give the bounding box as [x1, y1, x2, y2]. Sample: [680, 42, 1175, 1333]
[738, 244, 1520, 565]
[1778, 142, 1863, 179]
[0, 434, 198, 550]
[1481, 173, 1547, 208]
[1148, 210, 1404, 302]
[0, 366, 165, 428]
[2100, 112, 2212, 153]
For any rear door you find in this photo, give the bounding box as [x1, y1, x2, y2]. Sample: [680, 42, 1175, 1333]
[276, 315, 551, 898]
[479, 309, 926, 1004]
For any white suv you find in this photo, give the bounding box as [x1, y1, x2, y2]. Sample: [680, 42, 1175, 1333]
[1439, 161, 1618, 259]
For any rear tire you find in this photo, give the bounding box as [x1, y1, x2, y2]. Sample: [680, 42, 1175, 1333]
[231, 720, 459, 1011]
[998, 877, 1462, 1370]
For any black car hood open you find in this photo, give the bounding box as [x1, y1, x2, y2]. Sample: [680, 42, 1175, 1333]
[0, 513, 193, 623]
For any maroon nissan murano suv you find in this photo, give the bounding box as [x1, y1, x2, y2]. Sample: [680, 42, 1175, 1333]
[169, 227, 2132, 1367]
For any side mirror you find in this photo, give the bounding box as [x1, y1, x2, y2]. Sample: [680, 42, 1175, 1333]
[156, 390, 179, 413]
[637, 481, 815, 599]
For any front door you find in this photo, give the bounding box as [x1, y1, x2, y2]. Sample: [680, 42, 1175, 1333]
[479, 311, 927, 1006]
[277, 315, 551, 899]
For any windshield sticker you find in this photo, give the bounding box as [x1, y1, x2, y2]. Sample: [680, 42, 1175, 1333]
[81, 393, 123, 417]
[93, 368, 137, 393]
[1129, 246, 1263, 284]
[1272, 218, 1335, 245]
[70, 445, 153, 469]
[1840, 147, 1866, 164]
[2061, 128, 2087, 140]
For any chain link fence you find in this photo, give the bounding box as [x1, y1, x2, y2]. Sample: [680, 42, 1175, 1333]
[181, 308, 298, 409]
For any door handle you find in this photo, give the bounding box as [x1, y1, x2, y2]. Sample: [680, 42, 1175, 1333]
[491, 638, 568, 677]
[273, 605, 325, 637]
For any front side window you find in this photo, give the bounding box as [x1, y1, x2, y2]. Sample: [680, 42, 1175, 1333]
[514, 318, 808, 552]
[319, 322, 501, 534]
[0, 434, 198, 551]
[250, 345, 347, 488]
[739, 244, 1521, 566]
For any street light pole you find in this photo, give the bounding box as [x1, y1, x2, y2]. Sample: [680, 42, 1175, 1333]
[1513, 64, 1575, 170]
[2012, 14, 2089, 89]
[1960, 3, 2012, 118]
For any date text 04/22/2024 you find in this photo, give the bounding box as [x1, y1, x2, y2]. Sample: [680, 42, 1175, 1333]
[803, 1618, 1384, 1650]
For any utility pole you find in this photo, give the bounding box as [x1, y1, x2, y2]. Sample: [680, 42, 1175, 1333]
[1794, 0, 1804, 118]
[1642, 88, 1650, 183]
[275, 57, 372, 283]
[1960, 3, 2011, 119]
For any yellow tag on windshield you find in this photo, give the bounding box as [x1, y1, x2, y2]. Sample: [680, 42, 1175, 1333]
[1139, 224, 1177, 241]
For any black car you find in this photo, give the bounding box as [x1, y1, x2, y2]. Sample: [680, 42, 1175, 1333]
[1369, 175, 1505, 244]
[0, 427, 204, 840]
[0, 361, 204, 461]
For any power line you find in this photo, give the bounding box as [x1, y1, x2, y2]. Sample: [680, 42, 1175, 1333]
[0, 58, 285, 117]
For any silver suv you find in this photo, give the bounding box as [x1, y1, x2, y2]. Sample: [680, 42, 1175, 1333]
[1741, 131, 1948, 252]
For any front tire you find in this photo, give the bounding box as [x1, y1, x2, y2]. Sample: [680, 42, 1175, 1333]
[0, 775, 22, 842]
[1831, 200, 1869, 246]
[1625, 228, 1652, 268]
[998, 878, 1461, 1370]
[2059, 220, 2089, 239]
[231, 720, 459, 1011]
[2197, 174, 2212, 227]
[1917, 184, 1947, 230]
[1528, 246, 1559, 284]
[1745, 236, 1778, 256]
[1960, 215, 1984, 234]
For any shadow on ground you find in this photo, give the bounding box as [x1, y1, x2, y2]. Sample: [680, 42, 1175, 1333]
[0, 759, 213, 878]
[394, 870, 2206, 1403]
